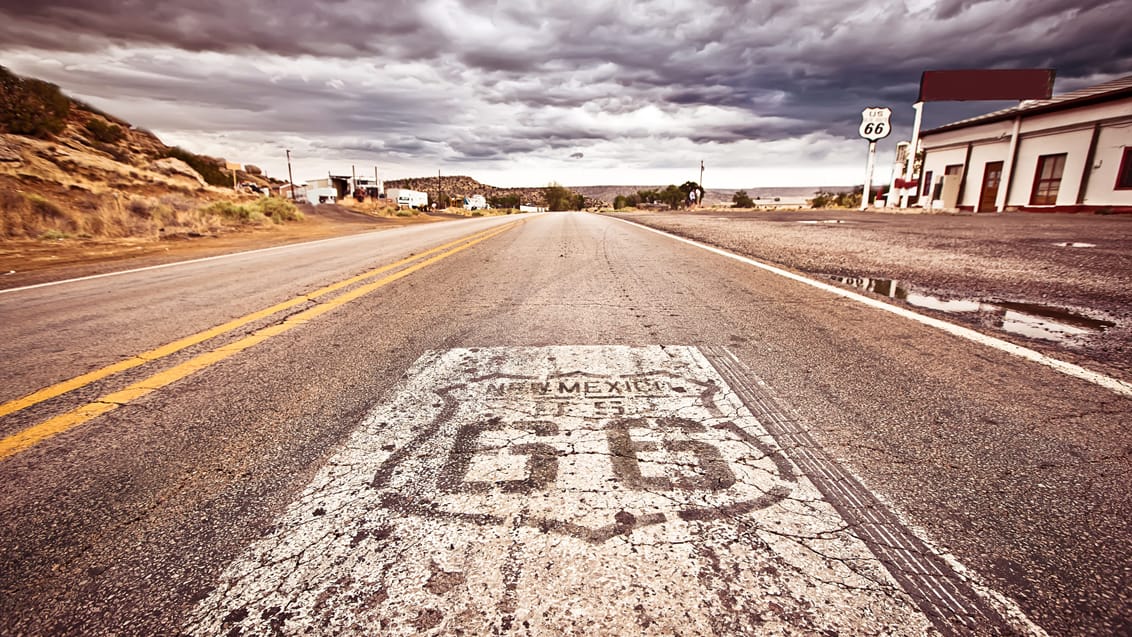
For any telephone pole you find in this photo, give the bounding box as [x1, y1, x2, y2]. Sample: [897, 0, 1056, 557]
[286, 149, 296, 201]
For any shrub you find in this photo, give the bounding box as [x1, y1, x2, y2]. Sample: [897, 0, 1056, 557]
[201, 200, 252, 221]
[252, 197, 303, 222]
[0, 67, 71, 138]
[84, 118, 125, 143]
[732, 190, 754, 208]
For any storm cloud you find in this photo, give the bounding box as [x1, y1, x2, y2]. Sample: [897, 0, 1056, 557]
[1, 0, 1128, 186]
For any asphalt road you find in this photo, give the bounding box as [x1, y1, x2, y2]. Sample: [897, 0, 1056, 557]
[0, 212, 1128, 635]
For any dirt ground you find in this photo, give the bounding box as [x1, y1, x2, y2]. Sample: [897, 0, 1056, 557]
[611, 208, 1132, 383]
[0, 203, 447, 290]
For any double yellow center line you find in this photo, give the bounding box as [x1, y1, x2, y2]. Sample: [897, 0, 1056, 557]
[0, 221, 518, 461]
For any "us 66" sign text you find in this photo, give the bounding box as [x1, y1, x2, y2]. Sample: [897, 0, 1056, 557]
[859, 106, 893, 141]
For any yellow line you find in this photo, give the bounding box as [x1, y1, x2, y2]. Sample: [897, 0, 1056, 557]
[0, 222, 516, 461]
[0, 223, 510, 421]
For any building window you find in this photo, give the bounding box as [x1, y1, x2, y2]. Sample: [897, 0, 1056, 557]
[1117, 147, 1132, 190]
[1030, 153, 1067, 205]
[921, 171, 933, 198]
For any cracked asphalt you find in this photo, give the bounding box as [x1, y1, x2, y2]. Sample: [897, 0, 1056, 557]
[0, 212, 1128, 635]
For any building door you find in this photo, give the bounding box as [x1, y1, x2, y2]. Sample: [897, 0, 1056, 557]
[977, 161, 1004, 212]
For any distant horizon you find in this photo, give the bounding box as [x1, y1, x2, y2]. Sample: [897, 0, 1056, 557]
[381, 176, 855, 192]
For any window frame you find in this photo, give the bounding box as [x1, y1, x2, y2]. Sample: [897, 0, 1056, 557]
[1029, 153, 1067, 206]
[1116, 147, 1132, 190]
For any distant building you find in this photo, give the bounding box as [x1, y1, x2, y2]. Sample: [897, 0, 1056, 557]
[918, 75, 1132, 213]
[463, 194, 487, 210]
[354, 176, 384, 198]
[519, 204, 548, 213]
[386, 188, 428, 209]
[305, 178, 338, 204]
[278, 183, 307, 201]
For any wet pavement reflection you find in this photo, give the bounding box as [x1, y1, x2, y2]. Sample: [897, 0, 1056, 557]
[828, 275, 1116, 343]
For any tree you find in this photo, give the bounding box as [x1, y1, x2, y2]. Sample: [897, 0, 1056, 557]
[489, 193, 521, 209]
[544, 182, 581, 211]
[732, 190, 754, 208]
[679, 181, 705, 206]
[659, 184, 685, 209]
[613, 195, 627, 209]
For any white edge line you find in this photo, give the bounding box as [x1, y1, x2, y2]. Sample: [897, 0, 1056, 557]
[611, 215, 1132, 400]
[0, 216, 511, 295]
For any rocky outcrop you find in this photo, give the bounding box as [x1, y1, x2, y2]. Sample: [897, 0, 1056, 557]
[0, 137, 22, 163]
[149, 157, 206, 186]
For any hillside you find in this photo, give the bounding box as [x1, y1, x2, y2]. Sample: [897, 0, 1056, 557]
[0, 66, 299, 241]
[384, 175, 600, 209]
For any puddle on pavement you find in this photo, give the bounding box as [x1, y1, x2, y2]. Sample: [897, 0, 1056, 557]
[828, 275, 1116, 343]
[798, 220, 847, 225]
[1053, 242, 1096, 248]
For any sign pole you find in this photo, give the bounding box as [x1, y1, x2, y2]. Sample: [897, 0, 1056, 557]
[857, 106, 892, 211]
[860, 141, 877, 211]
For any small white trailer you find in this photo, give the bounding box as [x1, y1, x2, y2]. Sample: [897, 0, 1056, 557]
[386, 188, 429, 210]
[463, 194, 487, 210]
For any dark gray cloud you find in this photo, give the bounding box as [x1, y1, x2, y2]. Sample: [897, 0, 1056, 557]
[0, 0, 1128, 185]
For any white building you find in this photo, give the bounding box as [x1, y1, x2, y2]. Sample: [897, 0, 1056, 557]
[304, 178, 338, 205]
[917, 75, 1132, 213]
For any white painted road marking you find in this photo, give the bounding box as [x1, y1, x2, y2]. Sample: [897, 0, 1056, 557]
[613, 216, 1132, 400]
[185, 346, 1037, 636]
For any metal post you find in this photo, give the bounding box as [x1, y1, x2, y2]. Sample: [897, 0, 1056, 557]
[900, 101, 924, 208]
[861, 141, 877, 211]
[286, 150, 296, 201]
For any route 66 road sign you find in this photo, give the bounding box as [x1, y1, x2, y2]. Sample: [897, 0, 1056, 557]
[859, 107, 893, 141]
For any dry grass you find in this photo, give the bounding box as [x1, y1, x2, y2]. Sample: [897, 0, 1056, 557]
[0, 180, 304, 241]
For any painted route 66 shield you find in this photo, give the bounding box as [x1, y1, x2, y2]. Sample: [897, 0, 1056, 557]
[859, 107, 893, 141]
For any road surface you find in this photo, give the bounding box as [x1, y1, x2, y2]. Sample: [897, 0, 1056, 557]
[0, 212, 1128, 635]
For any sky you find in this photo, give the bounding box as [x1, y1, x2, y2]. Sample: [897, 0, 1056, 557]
[1, 0, 1129, 189]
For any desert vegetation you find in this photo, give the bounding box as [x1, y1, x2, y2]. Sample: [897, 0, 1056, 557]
[0, 66, 71, 139]
[0, 182, 302, 241]
[612, 181, 704, 210]
[809, 189, 862, 208]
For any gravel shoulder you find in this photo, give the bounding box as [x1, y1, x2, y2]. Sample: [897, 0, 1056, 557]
[609, 208, 1132, 383]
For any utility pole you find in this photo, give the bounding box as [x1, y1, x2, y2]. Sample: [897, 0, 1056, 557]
[286, 149, 296, 201]
[437, 169, 442, 209]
